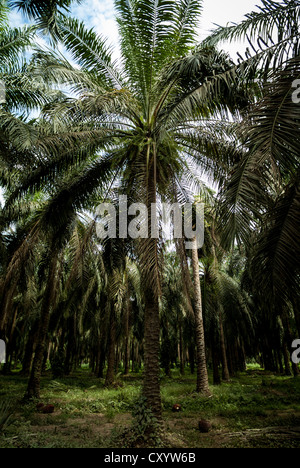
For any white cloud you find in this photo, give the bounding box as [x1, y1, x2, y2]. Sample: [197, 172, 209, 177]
[8, 0, 261, 61]
[200, 0, 261, 59]
[68, 0, 260, 60]
[70, 0, 120, 59]
[201, 0, 260, 36]
[8, 9, 28, 28]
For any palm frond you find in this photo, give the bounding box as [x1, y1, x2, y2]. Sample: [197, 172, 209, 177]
[8, 0, 83, 35]
[116, 0, 174, 92]
[0, 0, 8, 28]
[251, 177, 300, 304]
[116, 0, 203, 105]
[1, 61, 65, 112]
[0, 25, 35, 66]
[204, 0, 300, 75]
[204, 0, 300, 45]
[31, 48, 104, 94]
[58, 17, 124, 89]
[8, 0, 72, 19]
[157, 46, 249, 131]
[5, 152, 117, 220]
[244, 58, 300, 175]
[174, 119, 245, 187]
[0, 109, 38, 151]
[218, 57, 300, 249]
[217, 150, 269, 249]
[172, 0, 202, 55]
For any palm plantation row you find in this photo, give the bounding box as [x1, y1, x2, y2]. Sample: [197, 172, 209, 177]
[0, 0, 300, 428]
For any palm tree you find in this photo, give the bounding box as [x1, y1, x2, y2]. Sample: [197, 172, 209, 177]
[0, 7, 35, 156]
[201, 0, 300, 378]
[190, 236, 210, 394]
[0, 0, 66, 187]
[204, 0, 300, 309]
[3, 0, 247, 419]
[161, 252, 192, 376]
[7, 0, 83, 34]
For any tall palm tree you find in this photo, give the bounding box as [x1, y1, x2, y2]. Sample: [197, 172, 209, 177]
[3, 0, 246, 419]
[191, 236, 210, 393]
[0, 12, 65, 350]
[203, 0, 300, 375]
[204, 0, 300, 305]
[0, 0, 66, 182]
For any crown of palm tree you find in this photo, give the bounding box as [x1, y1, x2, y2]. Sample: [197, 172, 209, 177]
[4, 0, 245, 243]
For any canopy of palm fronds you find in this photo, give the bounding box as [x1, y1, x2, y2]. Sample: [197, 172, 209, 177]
[1, 0, 300, 422]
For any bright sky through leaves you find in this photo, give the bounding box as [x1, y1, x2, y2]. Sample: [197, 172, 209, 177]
[9, 0, 261, 59]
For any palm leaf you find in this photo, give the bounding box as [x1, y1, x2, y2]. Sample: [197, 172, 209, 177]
[204, 0, 300, 46]
[244, 58, 300, 175]
[0, 0, 8, 27]
[116, 0, 174, 96]
[1, 61, 65, 111]
[251, 177, 300, 303]
[58, 17, 124, 89]
[204, 0, 300, 74]
[0, 109, 38, 151]
[172, 0, 202, 55]
[0, 25, 35, 65]
[217, 58, 300, 249]
[8, 0, 83, 35]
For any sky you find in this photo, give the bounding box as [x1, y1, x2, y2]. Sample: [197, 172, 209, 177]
[70, 0, 261, 59]
[9, 0, 262, 60]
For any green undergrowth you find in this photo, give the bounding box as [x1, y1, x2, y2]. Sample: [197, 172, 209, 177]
[0, 367, 300, 448]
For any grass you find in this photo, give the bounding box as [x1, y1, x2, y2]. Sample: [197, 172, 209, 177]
[1, 366, 300, 448]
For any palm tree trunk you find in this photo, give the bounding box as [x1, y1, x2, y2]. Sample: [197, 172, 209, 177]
[212, 344, 221, 385]
[21, 336, 35, 376]
[291, 298, 300, 337]
[282, 312, 299, 377]
[64, 316, 76, 376]
[191, 238, 211, 395]
[188, 345, 195, 374]
[179, 324, 185, 375]
[283, 343, 293, 376]
[219, 309, 230, 381]
[131, 339, 135, 373]
[124, 294, 131, 376]
[25, 254, 58, 400]
[105, 311, 116, 386]
[0, 284, 18, 339]
[98, 342, 106, 379]
[141, 143, 162, 419]
[143, 290, 162, 418]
